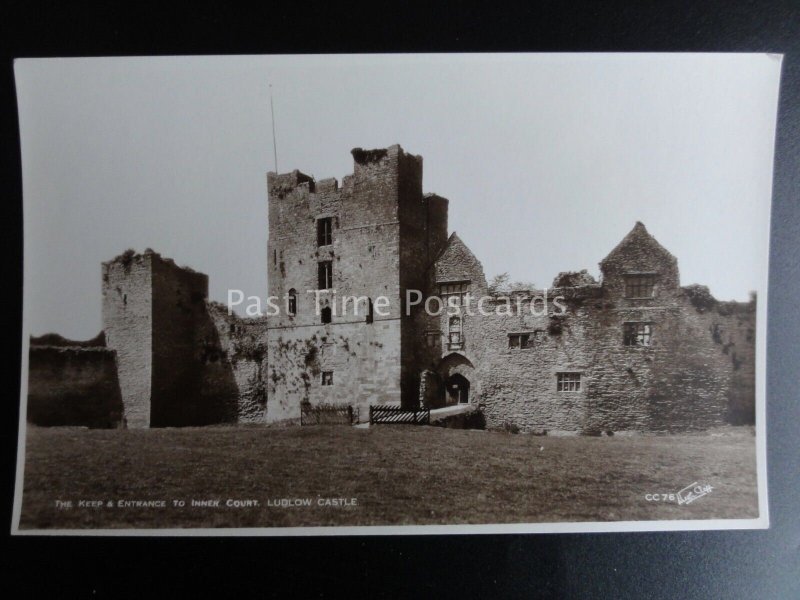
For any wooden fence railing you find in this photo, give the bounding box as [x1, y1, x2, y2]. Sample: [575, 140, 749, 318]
[369, 405, 430, 425]
[300, 404, 358, 426]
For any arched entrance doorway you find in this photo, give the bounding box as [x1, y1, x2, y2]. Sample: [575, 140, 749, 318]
[444, 373, 470, 406]
[430, 353, 475, 409]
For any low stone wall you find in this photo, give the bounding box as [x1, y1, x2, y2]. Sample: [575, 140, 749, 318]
[27, 345, 124, 428]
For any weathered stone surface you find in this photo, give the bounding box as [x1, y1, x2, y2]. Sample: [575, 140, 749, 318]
[27, 337, 123, 428]
[420, 221, 756, 433]
[205, 303, 268, 423]
[103, 250, 239, 427]
[102, 250, 154, 428]
[31, 146, 755, 434]
[265, 144, 447, 421]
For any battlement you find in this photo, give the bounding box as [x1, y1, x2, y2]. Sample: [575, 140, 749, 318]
[352, 143, 420, 165]
[267, 170, 316, 198]
[102, 249, 208, 297]
[267, 145, 424, 202]
[351, 144, 422, 183]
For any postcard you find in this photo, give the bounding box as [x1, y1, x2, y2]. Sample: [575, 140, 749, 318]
[12, 53, 780, 535]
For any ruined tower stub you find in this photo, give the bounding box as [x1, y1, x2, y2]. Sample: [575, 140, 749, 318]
[265, 144, 449, 419]
[102, 249, 210, 427]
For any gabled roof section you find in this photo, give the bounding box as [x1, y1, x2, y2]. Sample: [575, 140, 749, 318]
[600, 221, 677, 268]
[434, 232, 487, 288]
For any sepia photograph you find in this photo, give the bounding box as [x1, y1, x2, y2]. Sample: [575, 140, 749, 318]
[12, 53, 779, 534]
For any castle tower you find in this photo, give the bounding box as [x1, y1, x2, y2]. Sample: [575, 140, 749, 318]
[102, 249, 231, 427]
[265, 145, 448, 420]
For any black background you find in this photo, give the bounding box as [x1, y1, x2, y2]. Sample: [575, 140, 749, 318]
[1, 2, 798, 597]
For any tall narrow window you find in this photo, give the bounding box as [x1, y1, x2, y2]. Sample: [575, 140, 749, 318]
[317, 217, 333, 246]
[287, 288, 297, 316]
[624, 274, 656, 298]
[557, 372, 582, 392]
[623, 322, 652, 346]
[321, 371, 334, 386]
[448, 316, 463, 350]
[273, 248, 277, 266]
[318, 261, 333, 290]
[366, 298, 374, 324]
[321, 306, 332, 324]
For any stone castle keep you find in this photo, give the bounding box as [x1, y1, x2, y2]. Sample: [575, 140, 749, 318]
[28, 144, 756, 433]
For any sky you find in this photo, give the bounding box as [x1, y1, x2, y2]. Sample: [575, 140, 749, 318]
[16, 54, 781, 339]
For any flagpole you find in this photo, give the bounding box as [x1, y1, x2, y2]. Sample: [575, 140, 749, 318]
[269, 83, 278, 173]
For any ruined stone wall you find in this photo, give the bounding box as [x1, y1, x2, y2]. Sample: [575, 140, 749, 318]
[266, 320, 401, 422]
[681, 289, 756, 425]
[205, 303, 268, 423]
[27, 341, 124, 428]
[103, 250, 241, 427]
[431, 289, 754, 434]
[467, 292, 601, 434]
[424, 223, 756, 434]
[151, 255, 239, 426]
[102, 250, 153, 428]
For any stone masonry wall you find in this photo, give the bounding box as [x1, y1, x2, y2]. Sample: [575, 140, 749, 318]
[265, 145, 437, 421]
[103, 249, 241, 427]
[205, 303, 269, 423]
[27, 337, 124, 428]
[60, 149, 754, 434]
[423, 222, 756, 434]
[151, 254, 238, 426]
[267, 320, 401, 423]
[102, 250, 154, 428]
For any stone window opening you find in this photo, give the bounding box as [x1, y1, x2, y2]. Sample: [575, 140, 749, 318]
[318, 261, 333, 290]
[317, 217, 333, 247]
[425, 330, 441, 348]
[508, 332, 535, 349]
[557, 372, 582, 392]
[273, 248, 277, 267]
[229, 323, 236, 334]
[321, 371, 334, 386]
[321, 306, 332, 324]
[624, 274, 657, 298]
[623, 322, 652, 347]
[448, 316, 463, 350]
[439, 281, 469, 307]
[366, 298, 374, 324]
[288, 288, 297, 316]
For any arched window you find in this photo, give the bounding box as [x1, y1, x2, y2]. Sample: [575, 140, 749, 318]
[366, 298, 374, 324]
[287, 288, 297, 316]
[448, 316, 463, 350]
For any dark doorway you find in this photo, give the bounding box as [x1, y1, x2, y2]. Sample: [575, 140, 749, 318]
[444, 373, 470, 406]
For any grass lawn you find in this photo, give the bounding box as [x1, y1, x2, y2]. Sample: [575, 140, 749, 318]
[18, 424, 758, 529]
